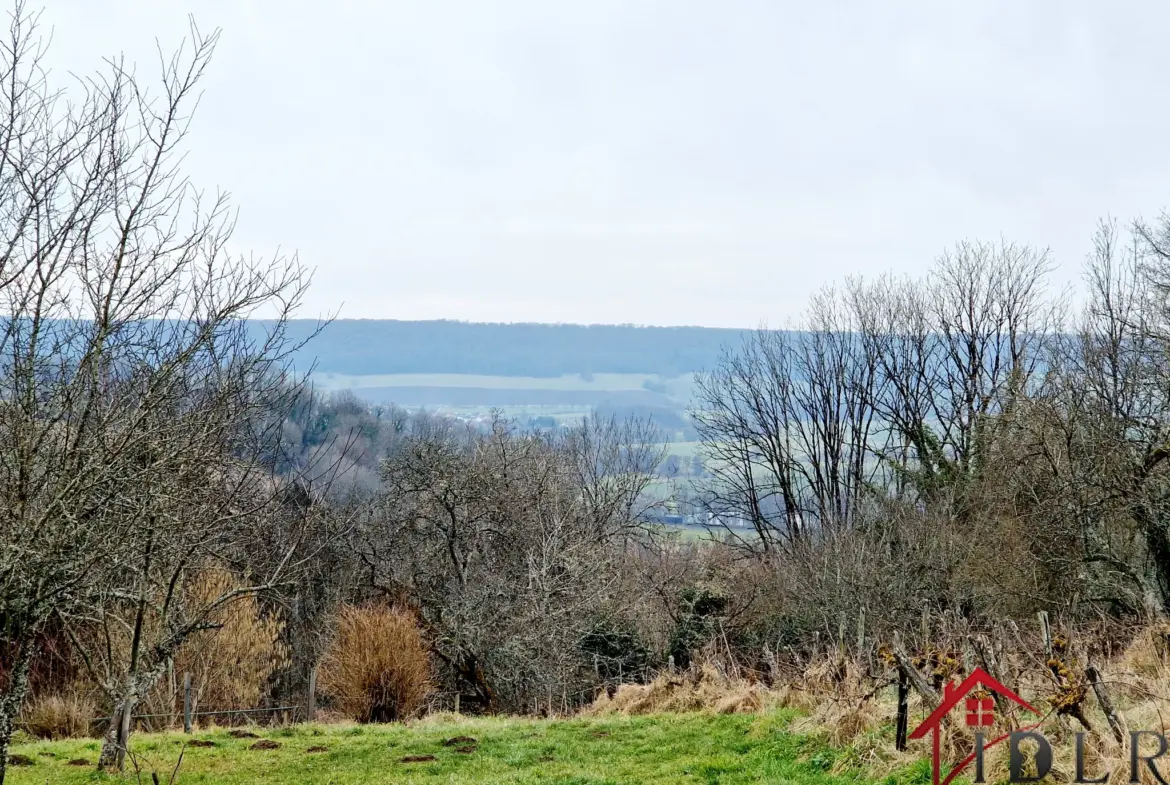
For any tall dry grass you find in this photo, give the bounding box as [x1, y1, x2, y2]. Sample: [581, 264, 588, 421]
[18, 570, 287, 735]
[18, 691, 97, 739]
[588, 623, 1170, 785]
[586, 662, 772, 716]
[318, 604, 434, 723]
[171, 571, 288, 717]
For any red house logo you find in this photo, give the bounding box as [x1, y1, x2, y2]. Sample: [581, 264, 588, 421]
[910, 667, 1041, 785]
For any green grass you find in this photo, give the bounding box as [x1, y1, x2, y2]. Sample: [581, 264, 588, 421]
[5, 710, 903, 785]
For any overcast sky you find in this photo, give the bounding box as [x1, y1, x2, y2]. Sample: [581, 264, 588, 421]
[39, 1, 1170, 327]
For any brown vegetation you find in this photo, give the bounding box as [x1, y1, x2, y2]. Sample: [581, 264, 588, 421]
[318, 605, 435, 723]
[17, 693, 96, 740]
[167, 573, 288, 718]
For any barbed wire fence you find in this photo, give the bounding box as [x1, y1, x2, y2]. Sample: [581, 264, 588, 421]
[89, 670, 318, 733]
[89, 659, 633, 734]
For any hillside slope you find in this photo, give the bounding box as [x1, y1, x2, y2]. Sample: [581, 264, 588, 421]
[267, 320, 749, 377]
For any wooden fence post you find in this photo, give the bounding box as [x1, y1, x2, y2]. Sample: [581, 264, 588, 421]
[182, 673, 192, 733]
[307, 665, 318, 722]
[1086, 665, 1124, 743]
[1038, 611, 1053, 661]
[895, 670, 910, 751]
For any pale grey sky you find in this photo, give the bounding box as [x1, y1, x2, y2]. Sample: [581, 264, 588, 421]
[40, 1, 1170, 327]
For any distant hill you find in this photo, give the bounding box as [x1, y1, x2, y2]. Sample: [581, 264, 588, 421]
[266, 320, 748, 377]
[344, 386, 679, 408]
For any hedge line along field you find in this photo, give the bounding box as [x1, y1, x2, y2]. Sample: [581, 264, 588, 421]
[5, 711, 917, 785]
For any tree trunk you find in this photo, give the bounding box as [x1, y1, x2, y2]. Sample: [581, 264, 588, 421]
[98, 698, 135, 771]
[97, 659, 174, 771]
[100, 542, 154, 773]
[1086, 665, 1125, 744]
[0, 643, 33, 785]
[1137, 510, 1170, 615]
[1129, 468, 1170, 615]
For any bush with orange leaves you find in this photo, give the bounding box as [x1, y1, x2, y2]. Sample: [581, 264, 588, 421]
[319, 605, 434, 723]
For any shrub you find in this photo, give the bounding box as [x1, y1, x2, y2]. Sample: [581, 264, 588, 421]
[579, 618, 651, 683]
[668, 586, 730, 669]
[19, 692, 96, 739]
[319, 605, 434, 722]
[172, 571, 288, 716]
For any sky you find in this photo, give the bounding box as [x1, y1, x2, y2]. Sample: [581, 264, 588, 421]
[38, 0, 1170, 328]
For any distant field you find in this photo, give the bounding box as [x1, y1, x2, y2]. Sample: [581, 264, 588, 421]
[337, 387, 678, 407]
[440, 405, 596, 421]
[314, 372, 691, 392]
[665, 441, 703, 458]
[311, 372, 697, 409]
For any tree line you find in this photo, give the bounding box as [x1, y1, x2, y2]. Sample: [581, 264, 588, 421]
[268, 320, 742, 378]
[690, 220, 1170, 642]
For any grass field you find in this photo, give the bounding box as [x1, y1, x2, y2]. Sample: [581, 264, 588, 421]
[5, 710, 918, 785]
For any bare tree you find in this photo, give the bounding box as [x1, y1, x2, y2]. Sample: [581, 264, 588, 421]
[0, 6, 323, 777]
[690, 286, 886, 554]
[926, 241, 1056, 480]
[357, 412, 662, 713]
[691, 241, 1057, 568]
[1033, 217, 1170, 613]
[848, 242, 1058, 500]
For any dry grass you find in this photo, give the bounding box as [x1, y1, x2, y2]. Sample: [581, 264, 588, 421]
[780, 655, 901, 774]
[582, 623, 1170, 784]
[172, 571, 288, 716]
[19, 692, 97, 739]
[586, 663, 772, 716]
[318, 604, 434, 723]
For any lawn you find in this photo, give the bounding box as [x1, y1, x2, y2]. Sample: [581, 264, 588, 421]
[5, 710, 919, 785]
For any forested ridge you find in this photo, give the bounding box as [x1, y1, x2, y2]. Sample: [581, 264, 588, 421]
[264, 320, 746, 376]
